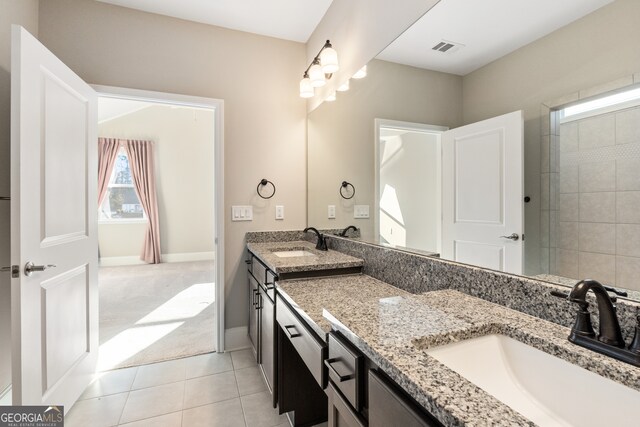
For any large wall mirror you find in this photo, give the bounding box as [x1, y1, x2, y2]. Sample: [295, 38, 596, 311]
[307, 0, 640, 299]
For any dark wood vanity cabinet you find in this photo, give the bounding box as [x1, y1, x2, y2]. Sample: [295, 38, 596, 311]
[277, 297, 328, 426]
[247, 254, 277, 406]
[325, 332, 442, 427]
[248, 272, 260, 362]
[368, 370, 442, 427]
[259, 284, 276, 398]
[327, 382, 366, 427]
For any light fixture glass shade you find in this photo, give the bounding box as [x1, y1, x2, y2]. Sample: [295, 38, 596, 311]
[326, 91, 336, 102]
[320, 47, 339, 73]
[299, 77, 314, 98]
[353, 65, 367, 79]
[337, 80, 350, 92]
[309, 63, 326, 87]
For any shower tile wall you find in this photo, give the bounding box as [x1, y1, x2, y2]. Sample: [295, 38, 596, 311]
[552, 106, 640, 291]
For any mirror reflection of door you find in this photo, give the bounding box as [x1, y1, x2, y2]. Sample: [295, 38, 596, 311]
[376, 112, 524, 275]
[442, 111, 524, 275]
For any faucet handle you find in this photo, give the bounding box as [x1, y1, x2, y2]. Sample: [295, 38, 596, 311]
[568, 298, 596, 339]
[603, 285, 628, 298]
[550, 290, 569, 299]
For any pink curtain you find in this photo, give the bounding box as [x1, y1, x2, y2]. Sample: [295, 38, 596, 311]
[97, 138, 121, 205]
[123, 140, 162, 264]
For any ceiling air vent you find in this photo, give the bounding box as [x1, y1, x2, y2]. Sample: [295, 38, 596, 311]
[432, 40, 464, 54]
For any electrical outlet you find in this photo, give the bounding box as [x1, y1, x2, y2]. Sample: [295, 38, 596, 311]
[354, 205, 369, 219]
[231, 205, 253, 221]
[275, 205, 284, 220]
[328, 205, 336, 219]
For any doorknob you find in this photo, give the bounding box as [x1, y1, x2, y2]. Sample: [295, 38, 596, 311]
[24, 262, 56, 276]
[499, 233, 520, 241]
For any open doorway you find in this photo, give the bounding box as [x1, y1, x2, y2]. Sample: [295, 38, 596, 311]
[94, 88, 224, 371]
[375, 119, 447, 254]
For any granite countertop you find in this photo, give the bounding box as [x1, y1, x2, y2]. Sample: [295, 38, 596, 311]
[247, 240, 363, 274]
[277, 275, 640, 427]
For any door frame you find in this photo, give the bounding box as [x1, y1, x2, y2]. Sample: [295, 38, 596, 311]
[374, 119, 448, 252]
[92, 85, 226, 352]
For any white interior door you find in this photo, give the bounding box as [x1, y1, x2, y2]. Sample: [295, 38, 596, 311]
[442, 111, 523, 274]
[10, 26, 98, 411]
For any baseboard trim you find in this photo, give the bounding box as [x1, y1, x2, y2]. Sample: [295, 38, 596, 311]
[224, 326, 250, 352]
[99, 251, 215, 267]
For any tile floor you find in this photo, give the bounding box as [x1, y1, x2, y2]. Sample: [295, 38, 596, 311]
[66, 349, 290, 427]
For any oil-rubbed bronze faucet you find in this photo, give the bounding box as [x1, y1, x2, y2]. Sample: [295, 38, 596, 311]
[303, 227, 328, 251]
[568, 280, 625, 347]
[338, 225, 358, 237]
[553, 279, 640, 367]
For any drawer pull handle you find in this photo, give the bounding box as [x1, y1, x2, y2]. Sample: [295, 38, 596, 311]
[284, 324, 301, 338]
[253, 289, 260, 307]
[325, 358, 355, 382]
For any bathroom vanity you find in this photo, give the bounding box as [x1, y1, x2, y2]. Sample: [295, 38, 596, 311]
[246, 231, 640, 427]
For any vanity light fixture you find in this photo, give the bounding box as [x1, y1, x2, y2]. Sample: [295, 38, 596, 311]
[309, 61, 326, 87]
[352, 65, 367, 79]
[299, 72, 314, 98]
[299, 40, 339, 98]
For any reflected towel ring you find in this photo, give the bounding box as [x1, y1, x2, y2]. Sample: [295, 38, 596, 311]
[257, 179, 276, 199]
[340, 181, 355, 199]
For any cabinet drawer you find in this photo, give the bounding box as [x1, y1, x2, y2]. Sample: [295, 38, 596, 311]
[276, 297, 326, 387]
[251, 255, 267, 284]
[369, 370, 442, 427]
[326, 332, 363, 411]
[327, 382, 365, 427]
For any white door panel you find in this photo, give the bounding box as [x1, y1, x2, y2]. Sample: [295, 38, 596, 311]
[442, 111, 523, 274]
[454, 129, 504, 224]
[454, 241, 504, 271]
[11, 26, 98, 411]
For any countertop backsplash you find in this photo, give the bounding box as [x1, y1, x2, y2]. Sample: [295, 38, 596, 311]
[245, 230, 640, 342]
[326, 234, 640, 342]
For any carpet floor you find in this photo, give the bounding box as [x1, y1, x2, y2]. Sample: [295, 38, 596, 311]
[98, 261, 215, 371]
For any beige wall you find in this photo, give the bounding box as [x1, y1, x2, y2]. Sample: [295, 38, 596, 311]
[308, 59, 462, 238]
[462, 0, 640, 275]
[37, 0, 307, 329]
[306, 0, 440, 110]
[97, 105, 215, 260]
[0, 0, 39, 396]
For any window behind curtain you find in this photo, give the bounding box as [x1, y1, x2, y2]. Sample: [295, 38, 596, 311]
[99, 148, 146, 221]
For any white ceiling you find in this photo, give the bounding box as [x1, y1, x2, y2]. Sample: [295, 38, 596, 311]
[96, 0, 333, 43]
[98, 98, 153, 123]
[376, 0, 614, 76]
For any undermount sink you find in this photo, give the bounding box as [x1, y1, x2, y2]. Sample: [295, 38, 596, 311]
[272, 250, 316, 258]
[425, 334, 640, 427]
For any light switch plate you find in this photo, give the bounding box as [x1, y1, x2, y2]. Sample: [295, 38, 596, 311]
[354, 205, 369, 219]
[275, 205, 284, 220]
[328, 205, 336, 219]
[232, 205, 253, 221]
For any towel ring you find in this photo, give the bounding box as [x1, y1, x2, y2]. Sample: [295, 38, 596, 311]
[257, 179, 276, 199]
[340, 181, 355, 200]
